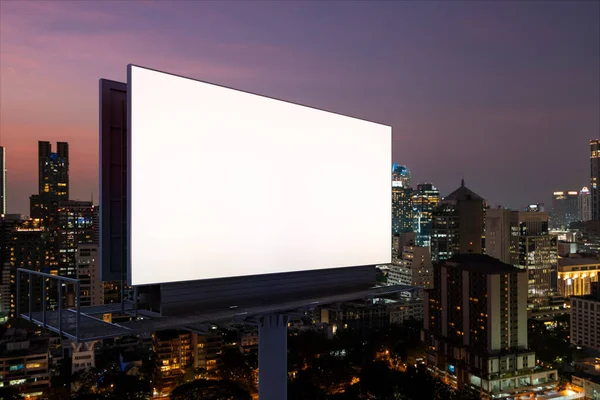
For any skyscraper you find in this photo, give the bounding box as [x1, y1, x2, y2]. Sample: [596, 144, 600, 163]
[551, 190, 579, 230]
[590, 140, 600, 220]
[412, 183, 440, 248]
[392, 164, 413, 235]
[0, 146, 5, 215]
[38, 141, 69, 202]
[392, 186, 413, 235]
[580, 187, 592, 222]
[392, 164, 411, 188]
[430, 180, 484, 262]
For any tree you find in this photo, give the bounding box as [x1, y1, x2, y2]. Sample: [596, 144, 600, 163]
[171, 379, 251, 400]
[0, 387, 20, 400]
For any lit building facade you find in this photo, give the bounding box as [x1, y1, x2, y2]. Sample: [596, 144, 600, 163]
[513, 212, 558, 304]
[423, 254, 558, 398]
[392, 185, 413, 235]
[591, 140, 600, 221]
[38, 141, 68, 202]
[557, 257, 600, 298]
[581, 187, 592, 222]
[412, 183, 440, 248]
[431, 180, 484, 262]
[193, 331, 222, 374]
[392, 164, 411, 188]
[56, 201, 94, 278]
[387, 242, 433, 289]
[153, 330, 193, 394]
[551, 190, 580, 230]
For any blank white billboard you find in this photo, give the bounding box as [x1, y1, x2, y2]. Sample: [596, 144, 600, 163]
[127, 65, 391, 286]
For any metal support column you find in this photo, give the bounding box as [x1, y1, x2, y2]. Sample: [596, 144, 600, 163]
[258, 313, 290, 400]
[58, 283, 62, 336]
[42, 281, 47, 328]
[16, 270, 20, 317]
[76, 280, 81, 342]
[28, 274, 33, 321]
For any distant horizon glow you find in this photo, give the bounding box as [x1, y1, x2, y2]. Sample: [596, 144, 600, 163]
[1, 1, 598, 213]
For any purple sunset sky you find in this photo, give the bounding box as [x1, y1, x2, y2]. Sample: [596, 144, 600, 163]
[0, 0, 599, 214]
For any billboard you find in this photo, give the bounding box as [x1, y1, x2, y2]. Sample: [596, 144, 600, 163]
[127, 65, 391, 286]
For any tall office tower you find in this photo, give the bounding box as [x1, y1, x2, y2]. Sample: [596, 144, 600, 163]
[34, 141, 68, 224]
[422, 254, 558, 398]
[392, 185, 413, 235]
[580, 187, 592, 222]
[591, 140, 600, 220]
[412, 183, 440, 248]
[0, 146, 6, 215]
[10, 219, 52, 314]
[55, 201, 94, 278]
[551, 190, 580, 230]
[392, 163, 411, 188]
[38, 141, 69, 200]
[490, 211, 557, 307]
[76, 245, 103, 307]
[430, 180, 484, 262]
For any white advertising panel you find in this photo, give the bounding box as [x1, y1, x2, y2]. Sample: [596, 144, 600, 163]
[128, 65, 391, 285]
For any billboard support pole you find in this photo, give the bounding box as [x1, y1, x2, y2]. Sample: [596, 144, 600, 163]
[258, 313, 289, 400]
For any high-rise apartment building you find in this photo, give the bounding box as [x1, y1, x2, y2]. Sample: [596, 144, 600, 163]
[580, 187, 592, 222]
[570, 282, 600, 352]
[0, 146, 6, 215]
[76, 245, 103, 307]
[412, 183, 440, 248]
[431, 180, 484, 262]
[591, 140, 600, 220]
[387, 238, 433, 289]
[551, 190, 579, 230]
[423, 254, 558, 398]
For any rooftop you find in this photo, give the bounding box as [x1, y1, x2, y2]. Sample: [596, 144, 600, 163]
[442, 179, 484, 202]
[558, 257, 600, 267]
[445, 254, 522, 274]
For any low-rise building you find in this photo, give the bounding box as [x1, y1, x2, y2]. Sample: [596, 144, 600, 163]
[558, 256, 600, 298]
[572, 357, 600, 399]
[0, 329, 50, 399]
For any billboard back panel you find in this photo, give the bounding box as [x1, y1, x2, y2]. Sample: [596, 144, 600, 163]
[128, 65, 391, 286]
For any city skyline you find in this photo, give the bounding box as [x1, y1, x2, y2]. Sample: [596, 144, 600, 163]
[1, 1, 599, 214]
